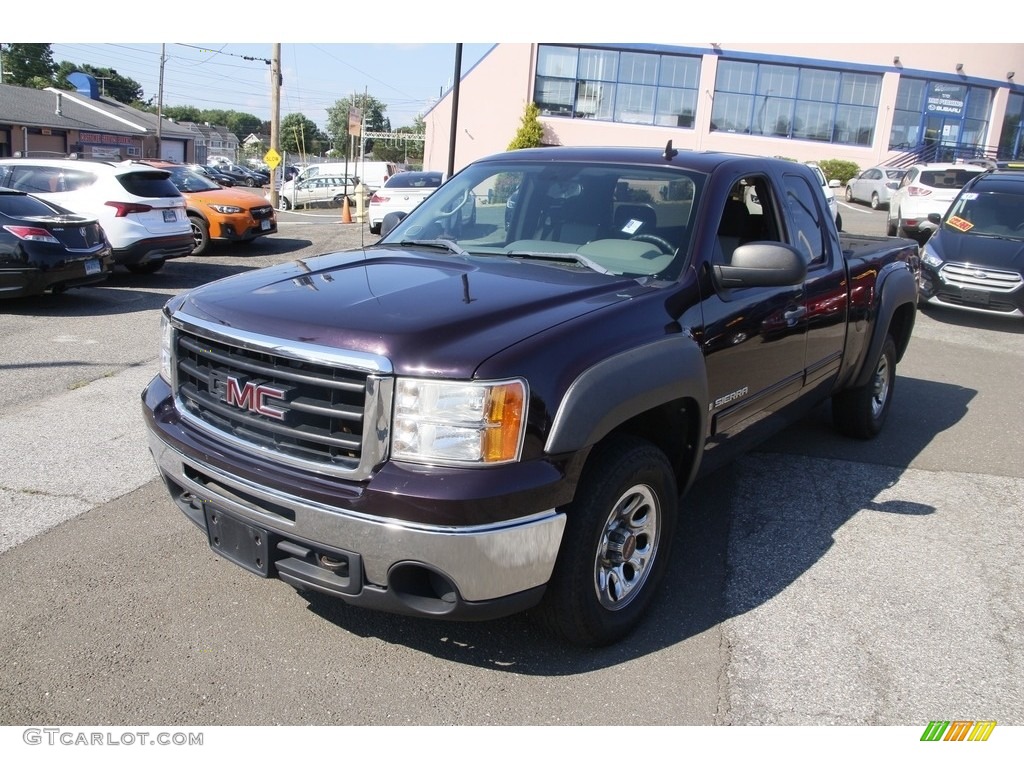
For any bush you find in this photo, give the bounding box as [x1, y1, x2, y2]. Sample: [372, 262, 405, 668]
[817, 159, 860, 186]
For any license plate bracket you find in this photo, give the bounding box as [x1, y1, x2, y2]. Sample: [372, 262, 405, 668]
[163, 209, 177, 222]
[261, 219, 271, 231]
[204, 506, 270, 577]
[961, 287, 990, 306]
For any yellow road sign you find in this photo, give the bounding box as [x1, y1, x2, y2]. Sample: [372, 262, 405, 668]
[263, 148, 281, 169]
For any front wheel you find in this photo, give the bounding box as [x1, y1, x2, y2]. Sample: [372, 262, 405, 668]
[189, 215, 210, 255]
[245, 177, 256, 187]
[845, 186, 854, 202]
[537, 436, 678, 646]
[832, 334, 896, 439]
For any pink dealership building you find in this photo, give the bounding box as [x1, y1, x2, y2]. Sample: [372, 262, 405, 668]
[423, 43, 1024, 173]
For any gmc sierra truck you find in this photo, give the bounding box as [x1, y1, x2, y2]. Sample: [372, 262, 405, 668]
[143, 145, 919, 646]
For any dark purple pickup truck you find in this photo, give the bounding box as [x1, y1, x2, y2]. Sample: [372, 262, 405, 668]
[143, 145, 919, 646]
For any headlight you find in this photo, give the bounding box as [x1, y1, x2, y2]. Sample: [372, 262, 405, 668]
[921, 242, 943, 269]
[392, 378, 527, 465]
[210, 204, 244, 214]
[159, 311, 174, 384]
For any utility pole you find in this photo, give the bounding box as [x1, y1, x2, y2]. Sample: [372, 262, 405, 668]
[156, 45, 166, 160]
[269, 44, 281, 209]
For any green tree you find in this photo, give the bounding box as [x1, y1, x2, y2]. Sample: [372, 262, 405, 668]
[507, 102, 545, 150]
[326, 94, 391, 160]
[281, 113, 328, 156]
[2, 43, 57, 87]
[372, 115, 426, 167]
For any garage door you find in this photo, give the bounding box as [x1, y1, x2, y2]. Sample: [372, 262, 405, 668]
[161, 140, 185, 163]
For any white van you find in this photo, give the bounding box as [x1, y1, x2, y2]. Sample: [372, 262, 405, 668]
[297, 161, 398, 193]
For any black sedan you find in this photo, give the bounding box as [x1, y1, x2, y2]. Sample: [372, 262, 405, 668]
[190, 164, 235, 187]
[0, 188, 113, 298]
[213, 163, 268, 188]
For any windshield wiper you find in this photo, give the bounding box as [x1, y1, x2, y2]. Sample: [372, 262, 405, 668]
[504, 250, 613, 275]
[399, 238, 468, 256]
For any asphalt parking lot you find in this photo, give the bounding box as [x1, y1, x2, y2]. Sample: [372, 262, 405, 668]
[0, 198, 1021, 736]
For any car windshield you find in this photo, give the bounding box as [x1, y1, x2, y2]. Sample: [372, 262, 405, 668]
[377, 159, 705, 280]
[945, 190, 1024, 239]
[165, 166, 221, 193]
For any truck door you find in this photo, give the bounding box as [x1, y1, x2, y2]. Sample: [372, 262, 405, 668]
[780, 171, 847, 394]
[702, 175, 807, 446]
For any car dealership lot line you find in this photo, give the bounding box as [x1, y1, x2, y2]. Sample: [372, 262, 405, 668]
[0, 211, 1022, 725]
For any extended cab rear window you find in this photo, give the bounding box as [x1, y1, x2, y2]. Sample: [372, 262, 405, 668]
[117, 171, 182, 198]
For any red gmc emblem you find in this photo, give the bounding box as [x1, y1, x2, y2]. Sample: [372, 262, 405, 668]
[222, 375, 287, 420]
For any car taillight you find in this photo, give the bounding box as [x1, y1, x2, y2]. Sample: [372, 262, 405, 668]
[2, 225, 59, 243]
[105, 201, 154, 217]
[370, 193, 388, 203]
[906, 185, 932, 197]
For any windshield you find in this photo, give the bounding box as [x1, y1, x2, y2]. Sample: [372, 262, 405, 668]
[945, 190, 1024, 239]
[377, 159, 704, 280]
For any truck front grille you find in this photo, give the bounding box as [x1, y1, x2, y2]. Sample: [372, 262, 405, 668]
[172, 324, 391, 479]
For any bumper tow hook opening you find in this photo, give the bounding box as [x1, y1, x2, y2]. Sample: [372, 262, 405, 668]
[319, 554, 348, 574]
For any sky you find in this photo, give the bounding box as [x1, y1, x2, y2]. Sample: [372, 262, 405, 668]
[44, 43, 494, 132]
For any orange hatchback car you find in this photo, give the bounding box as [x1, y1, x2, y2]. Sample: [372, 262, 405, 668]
[141, 161, 277, 255]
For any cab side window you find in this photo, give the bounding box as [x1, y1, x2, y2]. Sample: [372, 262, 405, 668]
[782, 173, 826, 266]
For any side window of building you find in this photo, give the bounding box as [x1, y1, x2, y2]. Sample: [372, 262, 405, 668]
[782, 173, 826, 266]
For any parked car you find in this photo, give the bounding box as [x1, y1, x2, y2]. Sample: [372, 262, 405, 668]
[367, 171, 443, 234]
[845, 166, 908, 210]
[277, 174, 358, 211]
[917, 168, 1024, 317]
[0, 158, 192, 274]
[0, 187, 113, 298]
[190, 164, 235, 187]
[213, 163, 268, 188]
[887, 163, 986, 241]
[141, 161, 277, 256]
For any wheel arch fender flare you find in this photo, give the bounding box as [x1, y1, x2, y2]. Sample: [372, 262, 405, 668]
[544, 336, 708, 457]
[853, 262, 917, 388]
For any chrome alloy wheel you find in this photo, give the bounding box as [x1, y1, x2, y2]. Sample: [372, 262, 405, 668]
[593, 483, 661, 610]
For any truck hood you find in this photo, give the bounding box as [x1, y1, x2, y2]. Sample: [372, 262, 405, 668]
[174, 245, 644, 377]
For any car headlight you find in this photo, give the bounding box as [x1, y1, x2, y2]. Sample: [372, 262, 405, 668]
[392, 378, 527, 465]
[159, 311, 174, 384]
[210, 204, 244, 214]
[921, 242, 943, 269]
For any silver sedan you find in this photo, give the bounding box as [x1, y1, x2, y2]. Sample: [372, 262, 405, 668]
[845, 166, 907, 210]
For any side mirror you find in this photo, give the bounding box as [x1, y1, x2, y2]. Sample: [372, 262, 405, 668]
[828, 179, 841, 188]
[713, 242, 808, 288]
[927, 213, 942, 225]
[380, 211, 407, 237]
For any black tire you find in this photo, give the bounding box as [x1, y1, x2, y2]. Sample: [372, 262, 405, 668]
[280, 196, 292, 211]
[369, 222, 381, 235]
[189, 215, 210, 256]
[245, 177, 256, 187]
[887, 215, 898, 237]
[125, 259, 165, 275]
[537, 436, 678, 646]
[832, 334, 896, 439]
[870, 193, 880, 210]
[845, 186, 854, 202]
[835, 212, 843, 232]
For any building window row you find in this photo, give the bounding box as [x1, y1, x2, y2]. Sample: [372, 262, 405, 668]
[535, 45, 700, 128]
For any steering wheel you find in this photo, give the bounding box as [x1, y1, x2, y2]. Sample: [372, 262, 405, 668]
[439, 189, 472, 218]
[629, 233, 675, 255]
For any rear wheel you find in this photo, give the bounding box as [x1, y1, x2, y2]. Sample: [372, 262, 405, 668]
[870, 193, 880, 210]
[832, 334, 896, 439]
[537, 436, 678, 646]
[189, 215, 210, 255]
[887, 214, 898, 237]
[279, 196, 292, 211]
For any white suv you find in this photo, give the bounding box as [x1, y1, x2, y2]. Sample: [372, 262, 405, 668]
[886, 163, 986, 242]
[0, 158, 193, 273]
